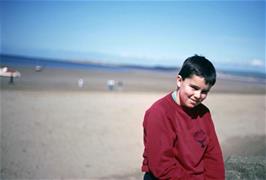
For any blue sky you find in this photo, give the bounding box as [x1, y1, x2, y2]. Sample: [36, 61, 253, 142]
[1, 1, 265, 72]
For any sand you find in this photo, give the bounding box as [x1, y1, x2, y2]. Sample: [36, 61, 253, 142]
[0, 67, 265, 179]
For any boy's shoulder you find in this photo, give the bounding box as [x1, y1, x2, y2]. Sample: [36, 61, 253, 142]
[149, 94, 170, 109]
[144, 93, 173, 126]
[146, 93, 172, 113]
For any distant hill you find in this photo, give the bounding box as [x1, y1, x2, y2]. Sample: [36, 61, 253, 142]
[0, 54, 178, 72]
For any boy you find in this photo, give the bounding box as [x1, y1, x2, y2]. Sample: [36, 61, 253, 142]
[141, 55, 225, 180]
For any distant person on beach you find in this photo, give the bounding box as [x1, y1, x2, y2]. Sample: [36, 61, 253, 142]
[141, 55, 225, 179]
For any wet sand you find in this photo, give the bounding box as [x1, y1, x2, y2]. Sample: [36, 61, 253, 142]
[1, 67, 265, 179]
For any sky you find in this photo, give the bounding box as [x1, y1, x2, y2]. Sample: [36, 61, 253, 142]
[1, 1, 265, 72]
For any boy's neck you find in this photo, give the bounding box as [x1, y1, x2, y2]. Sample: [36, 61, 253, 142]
[172, 90, 180, 105]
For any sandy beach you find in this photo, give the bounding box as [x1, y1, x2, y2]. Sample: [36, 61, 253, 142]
[1, 66, 265, 179]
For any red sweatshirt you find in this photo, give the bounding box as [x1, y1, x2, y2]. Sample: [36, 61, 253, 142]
[142, 93, 225, 180]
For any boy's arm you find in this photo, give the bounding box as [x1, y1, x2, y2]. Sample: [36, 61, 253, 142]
[143, 109, 191, 179]
[204, 114, 225, 179]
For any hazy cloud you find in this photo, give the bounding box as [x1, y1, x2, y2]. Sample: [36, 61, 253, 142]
[250, 59, 265, 67]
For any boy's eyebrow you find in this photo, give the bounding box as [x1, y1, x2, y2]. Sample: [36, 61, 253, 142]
[190, 84, 200, 89]
[189, 84, 210, 92]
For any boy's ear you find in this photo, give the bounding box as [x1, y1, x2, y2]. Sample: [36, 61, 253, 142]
[176, 75, 182, 88]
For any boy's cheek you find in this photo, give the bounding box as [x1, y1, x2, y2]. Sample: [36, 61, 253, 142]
[200, 95, 208, 102]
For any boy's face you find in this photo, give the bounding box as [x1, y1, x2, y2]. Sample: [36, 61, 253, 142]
[176, 75, 211, 108]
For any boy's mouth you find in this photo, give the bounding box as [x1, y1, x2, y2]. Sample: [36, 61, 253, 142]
[190, 98, 200, 105]
[190, 98, 198, 102]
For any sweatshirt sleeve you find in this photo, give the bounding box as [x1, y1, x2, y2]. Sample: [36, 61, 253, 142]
[143, 108, 191, 179]
[203, 113, 225, 180]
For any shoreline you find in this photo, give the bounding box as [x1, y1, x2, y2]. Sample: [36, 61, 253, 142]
[1, 66, 265, 94]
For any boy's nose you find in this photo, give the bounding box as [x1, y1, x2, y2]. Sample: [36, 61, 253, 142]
[194, 90, 201, 99]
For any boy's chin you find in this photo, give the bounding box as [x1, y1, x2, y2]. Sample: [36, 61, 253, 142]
[185, 102, 199, 108]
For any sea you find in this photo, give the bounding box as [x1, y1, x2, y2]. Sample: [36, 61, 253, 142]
[0, 54, 265, 81]
[0, 54, 178, 72]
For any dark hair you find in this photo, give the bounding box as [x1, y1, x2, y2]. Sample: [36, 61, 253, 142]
[178, 55, 216, 86]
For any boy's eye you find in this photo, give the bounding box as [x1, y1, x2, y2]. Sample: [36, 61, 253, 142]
[190, 85, 199, 90]
[190, 85, 209, 94]
[202, 90, 209, 94]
